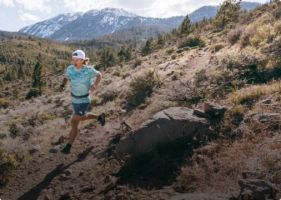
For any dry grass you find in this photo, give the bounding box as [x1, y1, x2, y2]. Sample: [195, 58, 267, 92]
[0, 145, 17, 186]
[177, 140, 257, 192]
[229, 81, 281, 105]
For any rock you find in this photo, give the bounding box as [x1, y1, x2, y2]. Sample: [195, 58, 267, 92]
[238, 179, 278, 200]
[248, 112, 280, 124]
[203, 102, 227, 120]
[115, 107, 213, 157]
[261, 99, 272, 104]
[170, 193, 230, 200]
[49, 145, 60, 153]
[51, 136, 66, 145]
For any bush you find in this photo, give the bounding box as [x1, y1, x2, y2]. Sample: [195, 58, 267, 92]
[227, 27, 244, 45]
[211, 43, 225, 52]
[126, 71, 161, 109]
[26, 87, 41, 99]
[9, 123, 23, 138]
[178, 35, 205, 49]
[0, 98, 10, 108]
[166, 48, 174, 54]
[0, 145, 17, 186]
[220, 51, 267, 84]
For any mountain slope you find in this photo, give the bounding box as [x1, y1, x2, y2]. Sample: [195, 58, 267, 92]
[19, 13, 82, 39]
[189, 1, 261, 22]
[19, 8, 184, 41]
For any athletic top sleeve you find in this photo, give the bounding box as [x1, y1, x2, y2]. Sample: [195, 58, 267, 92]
[89, 66, 99, 78]
[65, 65, 72, 79]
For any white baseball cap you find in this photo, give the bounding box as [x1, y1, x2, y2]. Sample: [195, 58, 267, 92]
[72, 49, 86, 60]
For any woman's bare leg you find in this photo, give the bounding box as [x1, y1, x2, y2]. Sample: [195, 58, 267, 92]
[80, 112, 99, 121]
[68, 114, 81, 145]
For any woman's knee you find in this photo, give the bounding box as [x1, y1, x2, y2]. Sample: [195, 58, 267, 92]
[71, 115, 81, 124]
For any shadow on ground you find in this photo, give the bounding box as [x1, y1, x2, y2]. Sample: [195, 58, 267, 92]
[115, 138, 203, 189]
[18, 146, 94, 200]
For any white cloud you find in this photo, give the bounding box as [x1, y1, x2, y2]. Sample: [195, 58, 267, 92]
[16, 0, 51, 12]
[0, 0, 51, 12]
[20, 12, 40, 21]
[61, 0, 269, 18]
[63, 0, 113, 12]
[0, 0, 14, 6]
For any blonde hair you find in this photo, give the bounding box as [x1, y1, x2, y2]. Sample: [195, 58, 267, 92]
[83, 57, 90, 65]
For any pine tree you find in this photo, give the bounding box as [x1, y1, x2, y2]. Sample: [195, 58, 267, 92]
[32, 61, 42, 91]
[99, 48, 116, 69]
[26, 55, 43, 99]
[118, 46, 132, 62]
[157, 35, 165, 46]
[214, 0, 241, 29]
[180, 15, 192, 34]
[141, 38, 153, 56]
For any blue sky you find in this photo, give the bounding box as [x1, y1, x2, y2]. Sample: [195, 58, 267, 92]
[0, 0, 269, 32]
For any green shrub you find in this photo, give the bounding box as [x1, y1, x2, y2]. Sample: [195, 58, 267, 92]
[126, 71, 161, 109]
[26, 87, 41, 99]
[178, 35, 205, 48]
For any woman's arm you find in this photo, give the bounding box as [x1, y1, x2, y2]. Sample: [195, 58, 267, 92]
[60, 76, 68, 91]
[90, 72, 102, 93]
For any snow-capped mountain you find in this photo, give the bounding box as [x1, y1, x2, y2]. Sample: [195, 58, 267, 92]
[20, 13, 82, 38]
[19, 3, 261, 42]
[19, 8, 184, 41]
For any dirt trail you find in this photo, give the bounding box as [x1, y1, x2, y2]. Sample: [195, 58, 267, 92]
[0, 49, 212, 200]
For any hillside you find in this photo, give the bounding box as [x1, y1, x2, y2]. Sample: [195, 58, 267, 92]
[0, 31, 75, 108]
[0, 0, 281, 200]
[189, 1, 261, 22]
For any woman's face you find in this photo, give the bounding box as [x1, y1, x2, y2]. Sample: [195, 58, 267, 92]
[72, 57, 83, 66]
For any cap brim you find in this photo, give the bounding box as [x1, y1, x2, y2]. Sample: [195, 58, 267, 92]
[72, 56, 84, 60]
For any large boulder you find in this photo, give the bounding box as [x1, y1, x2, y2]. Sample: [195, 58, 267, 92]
[115, 107, 213, 157]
